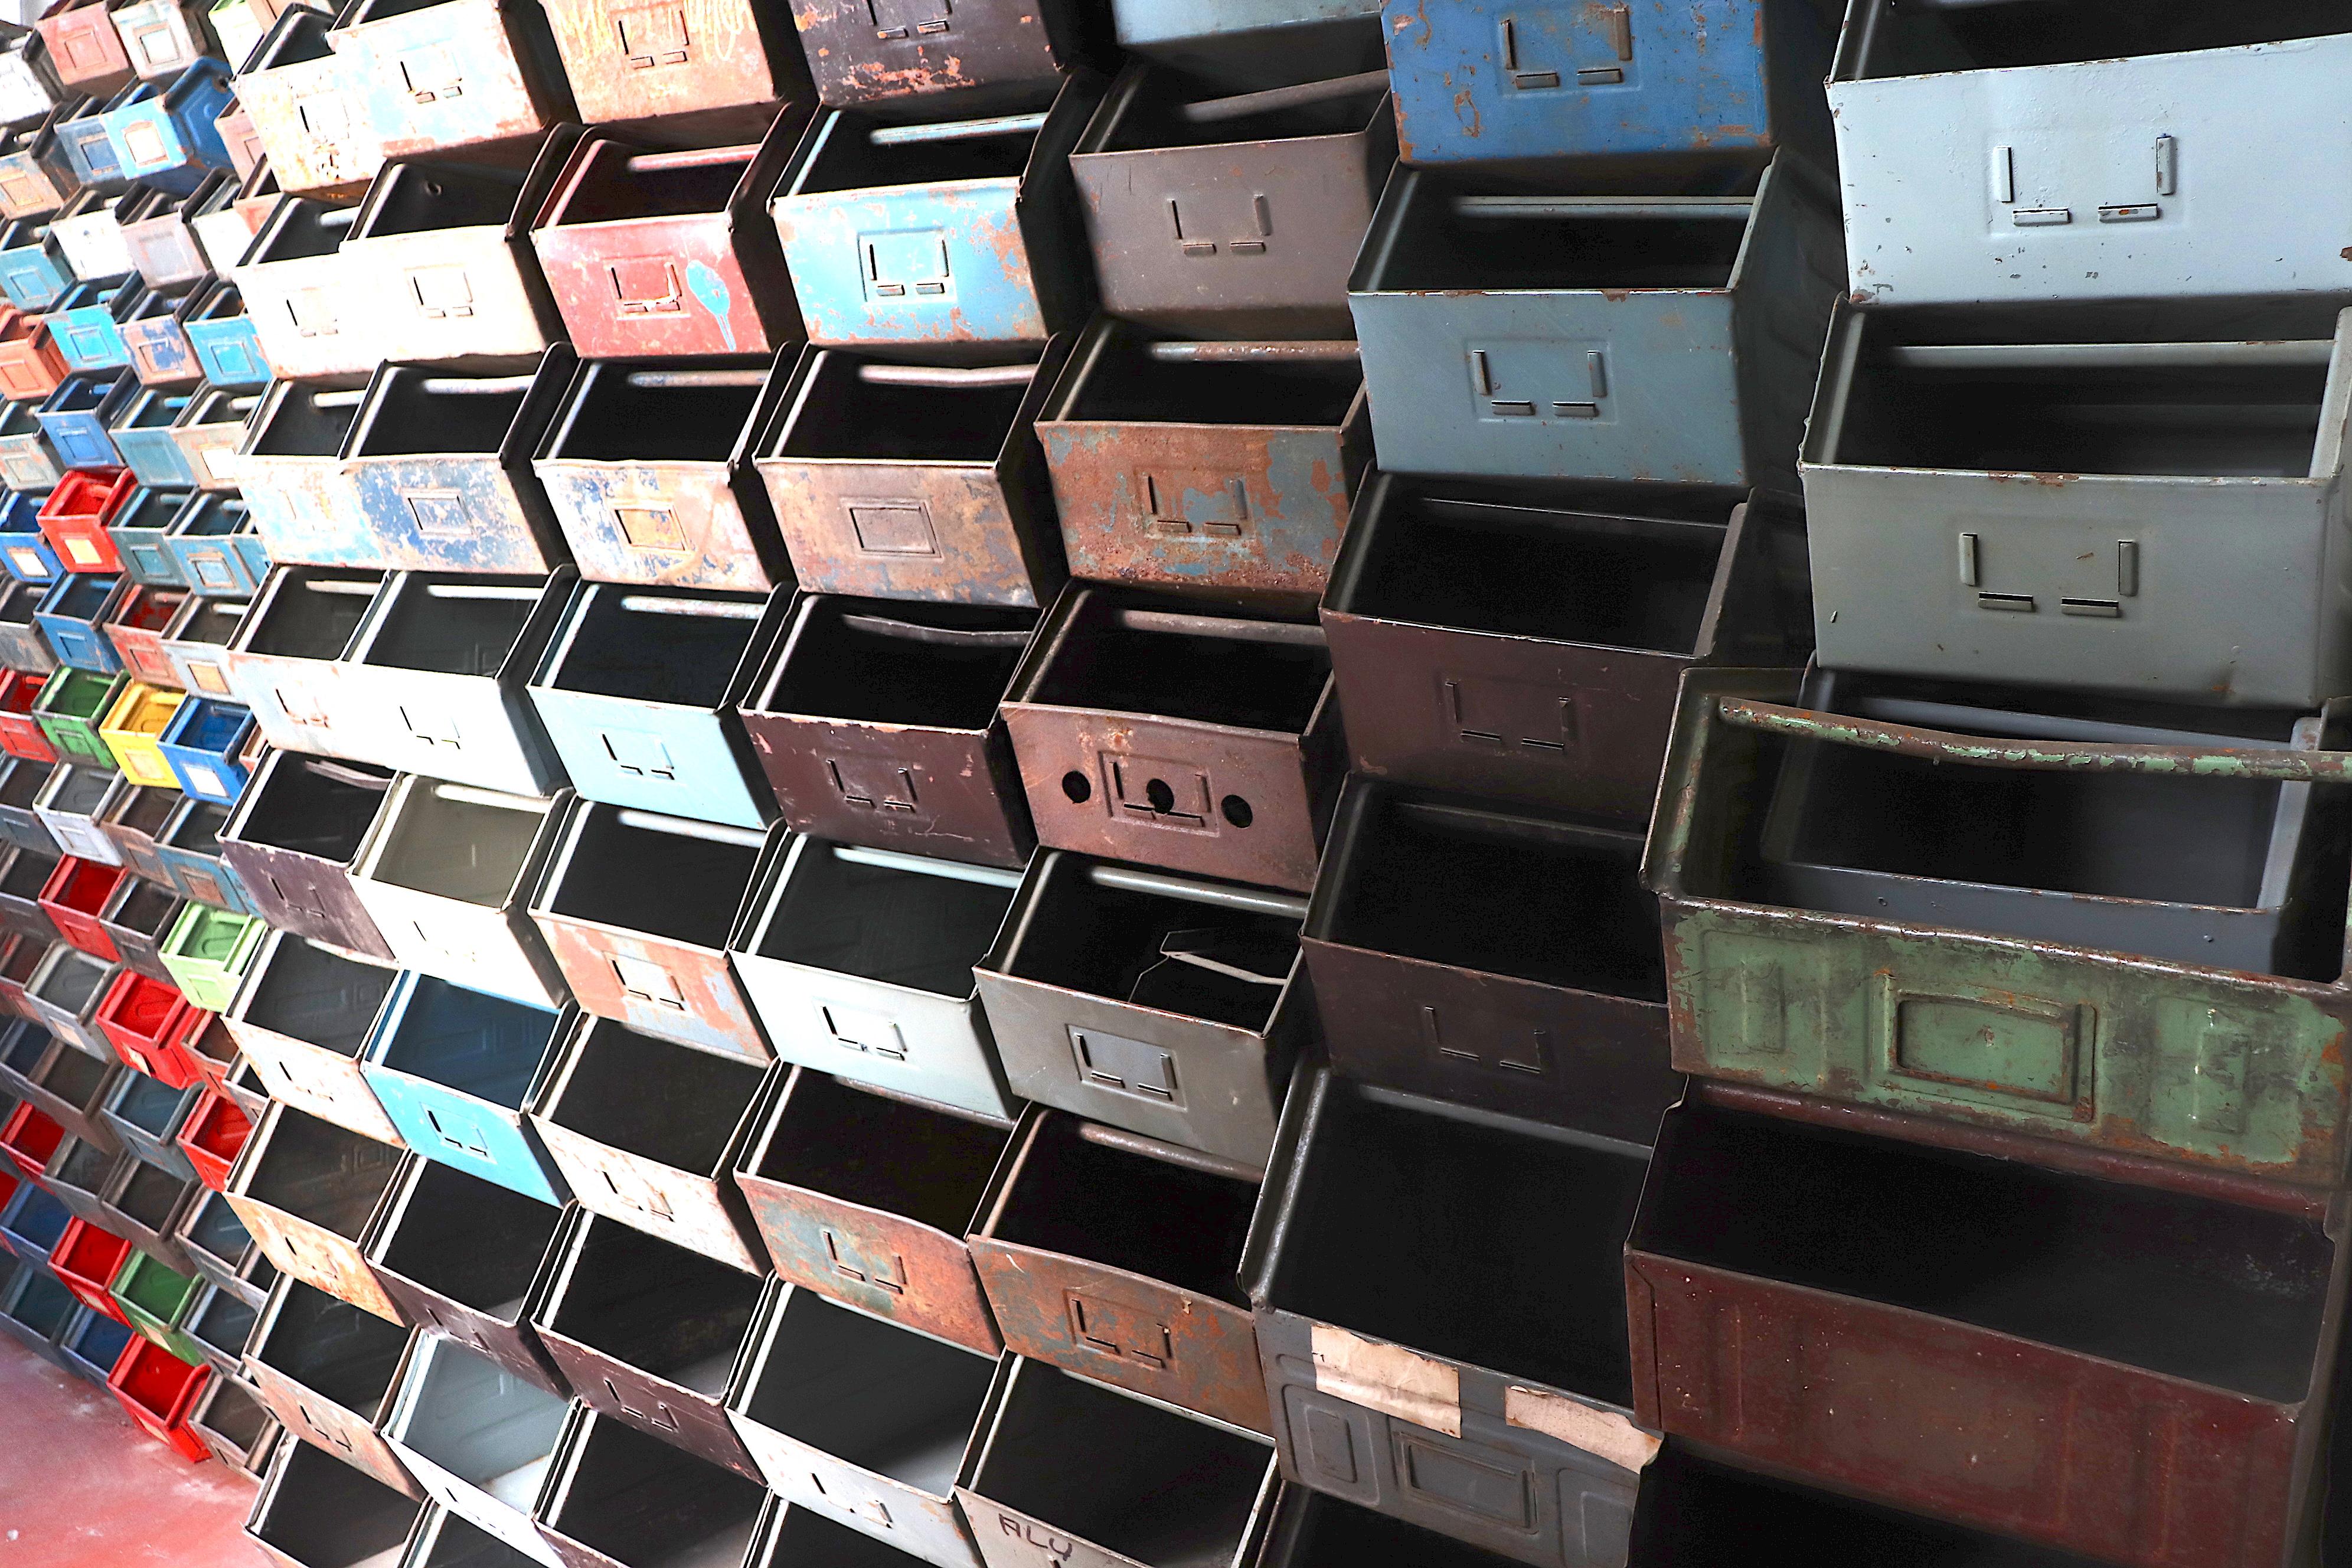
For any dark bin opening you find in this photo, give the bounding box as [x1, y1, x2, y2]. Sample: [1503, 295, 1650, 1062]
[974, 1365, 1267, 1566]
[367, 783, 543, 904]
[1, 764, 50, 810]
[67, 1309, 133, 1375]
[367, 579, 540, 677]
[114, 486, 185, 533]
[751, 1072, 1004, 1237]
[251, 389, 362, 457]
[47, 767, 116, 815]
[798, 119, 1034, 196]
[1269, 1089, 1644, 1404]
[1007, 861, 1296, 1033]
[243, 571, 377, 659]
[109, 1072, 189, 1136]
[34, 950, 109, 1012]
[241, 1108, 403, 1238]
[114, 587, 185, 635]
[188, 1285, 257, 1358]
[177, 599, 247, 646]
[51, 1139, 117, 1201]
[256, 1279, 410, 1416]
[756, 844, 1012, 997]
[36, 1043, 109, 1104]
[992, 1115, 1255, 1303]
[115, 786, 180, 838]
[177, 495, 250, 538]
[182, 1189, 255, 1268]
[354, 375, 527, 456]
[544, 1018, 763, 1174]
[123, 392, 187, 434]
[1060, 335, 1360, 427]
[1851, 0, 2348, 76]
[108, 880, 180, 939]
[252, 1438, 420, 1568]
[551, 143, 744, 225]
[0, 1022, 43, 1073]
[545, 589, 761, 707]
[548, 365, 760, 463]
[113, 1161, 188, 1230]
[240, 940, 397, 1060]
[375, 1160, 563, 1318]
[1028, 613, 1328, 732]
[45, 574, 117, 618]
[5, 1187, 67, 1250]
[547, 1218, 761, 1399]
[195, 1376, 273, 1451]
[356, 159, 526, 234]
[775, 353, 1027, 462]
[1319, 795, 1664, 1002]
[1366, 179, 1749, 294]
[760, 1508, 920, 1568]
[164, 801, 230, 855]
[1102, 68, 1384, 153]
[237, 757, 390, 860]
[543, 809, 757, 950]
[760, 600, 1032, 730]
[1636, 1102, 2336, 1404]
[0, 851, 52, 897]
[7, 1267, 75, 1335]
[375, 977, 560, 1110]
[412, 1511, 543, 1568]
[544, 1414, 766, 1568]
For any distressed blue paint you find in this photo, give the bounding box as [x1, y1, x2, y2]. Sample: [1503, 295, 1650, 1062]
[240, 472, 383, 567]
[527, 684, 769, 829]
[347, 458, 549, 576]
[156, 832, 257, 916]
[50, 283, 134, 372]
[0, 493, 60, 584]
[34, 373, 134, 468]
[186, 315, 264, 389]
[360, 973, 570, 1204]
[55, 112, 125, 189]
[108, 390, 197, 489]
[110, 486, 189, 588]
[34, 573, 126, 672]
[103, 60, 233, 194]
[683, 260, 736, 352]
[1383, 0, 1812, 166]
[163, 494, 265, 597]
[156, 695, 254, 803]
[0, 231, 69, 311]
[119, 316, 198, 386]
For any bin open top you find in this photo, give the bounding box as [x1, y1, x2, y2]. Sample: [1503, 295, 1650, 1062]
[1837, 0, 2352, 81]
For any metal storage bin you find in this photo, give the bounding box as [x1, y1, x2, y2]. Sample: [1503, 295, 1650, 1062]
[0, 397, 63, 489]
[94, 967, 198, 1081]
[1070, 64, 1389, 339]
[0, 1253, 80, 1368]
[189, 1371, 283, 1476]
[35, 369, 134, 465]
[97, 873, 181, 979]
[384, 1333, 573, 1567]
[158, 901, 257, 1008]
[182, 1013, 241, 1096]
[165, 488, 266, 589]
[540, 0, 808, 128]
[37, 0, 136, 97]
[1302, 780, 1677, 1142]
[748, 1503, 937, 1568]
[0, 1174, 68, 1256]
[1804, 300, 2352, 706]
[183, 276, 265, 388]
[116, 174, 223, 288]
[96, 1049, 197, 1174]
[1347, 156, 1841, 489]
[328, 0, 573, 162]
[351, 778, 568, 1010]
[100, 55, 230, 191]
[525, 583, 782, 829]
[225, 929, 400, 1144]
[109, 0, 208, 81]
[532, 1207, 765, 1477]
[1647, 668, 2352, 1184]
[111, 388, 198, 481]
[0, 666, 56, 756]
[531, 361, 788, 593]
[220, 749, 395, 956]
[752, 343, 1068, 609]
[230, 196, 367, 380]
[0, 1095, 63, 1176]
[247, 1273, 423, 1495]
[110, 1331, 214, 1455]
[157, 798, 258, 914]
[1629, 1089, 2342, 1568]
[961, 1357, 1276, 1568]
[224, 1100, 406, 1319]
[735, 1066, 1008, 1355]
[240, 380, 377, 567]
[107, 483, 192, 584]
[530, 123, 805, 364]
[729, 1280, 1000, 1568]
[179, 1084, 251, 1188]
[54, 88, 127, 191]
[48, 275, 136, 371]
[61, 1298, 135, 1382]
[343, 361, 572, 576]
[169, 387, 256, 492]
[972, 1109, 1266, 1433]
[364, 1154, 568, 1394]
[788, 0, 1097, 117]
[25, 939, 115, 1054]
[33, 571, 130, 670]
[32, 668, 125, 767]
[0, 847, 60, 938]
[772, 80, 1100, 358]
[156, 691, 256, 802]
[0, 580, 58, 671]
[246, 1432, 424, 1568]
[32, 756, 123, 857]
[1036, 324, 1366, 606]
[0, 303, 65, 396]
[115, 282, 203, 387]
[338, 150, 573, 367]
[339, 571, 570, 796]
[360, 974, 571, 1203]
[0, 751, 58, 841]
[731, 833, 1020, 1121]
[112, 1245, 201, 1360]
[184, 1276, 260, 1376]
[41, 1131, 126, 1228]
[526, 1015, 768, 1273]
[409, 1505, 557, 1568]
[1000, 586, 1340, 892]
[1243, 1070, 1655, 1568]
[236, 6, 378, 200]
[93, 1139, 194, 1262]
[0, 31, 66, 133]
[2, 1023, 118, 1143]
[0, 101, 80, 220]
[97, 579, 185, 693]
[51, 1210, 132, 1313]
[535, 1404, 769, 1568]
[175, 1182, 276, 1308]
[35, 462, 133, 573]
[226, 564, 383, 757]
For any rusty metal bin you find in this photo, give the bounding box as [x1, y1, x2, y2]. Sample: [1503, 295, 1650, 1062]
[1347, 156, 1843, 489]
[971, 1108, 1266, 1434]
[1070, 64, 1389, 339]
[1001, 586, 1340, 892]
[364, 1154, 568, 1394]
[2, 1020, 119, 1145]
[38, 0, 134, 102]
[531, 360, 788, 592]
[753, 343, 1066, 609]
[226, 564, 383, 757]
[728, 1278, 1001, 1568]
[117, 172, 220, 287]
[247, 1430, 426, 1568]
[230, 195, 367, 380]
[328, 0, 573, 162]
[247, 1272, 423, 1495]
[1628, 1087, 2344, 1568]
[168, 386, 255, 491]
[535, 1403, 769, 1568]
[237, 6, 378, 200]
[224, 1099, 406, 1319]
[961, 1356, 1277, 1568]
[383, 1332, 572, 1567]
[742, 596, 1036, 867]
[110, 0, 210, 81]
[343, 359, 573, 576]
[540, 0, 808, 129]
[220, 749, 394, 956]
[530, 122, 806, 363]
[351, 776, 569, 1009]
[525, 1014, 768, 1273]
[224, 927, 400, 1143]
[531, 1205, 765, 1477]
[771, 80, 1099, 359]
[735, 1066, 1009, 1355]
[1302, 780, 1676, 1143]
[175, 1180, 276, 1307]
[54, 86, 128, 191]
[1037, 324, 1364, 606]
[788, 0, 1099, 117]
[730, 832, 1019, 1121]
[1243, 1069, 1656, 1568]
[525, 582, 783, 829]
[1647, 668, 2352, 1184]
[189, 1370, 283, 1476]
[106, 481, 192, 586]
[183, 275, 265, 387]
[238, 380, 377, 567]
[338, 571, 571, 796]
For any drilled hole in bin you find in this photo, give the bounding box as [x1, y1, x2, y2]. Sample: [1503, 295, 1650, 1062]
[1221, 796, 1252, 829]
[1144, 778, 1174, 814]
[1060, 771, 1090, 804]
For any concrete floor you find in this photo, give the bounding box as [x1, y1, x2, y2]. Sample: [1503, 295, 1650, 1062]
[0, 1338, 260, 1567]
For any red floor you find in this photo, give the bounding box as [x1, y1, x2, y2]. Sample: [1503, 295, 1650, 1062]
[0, 1339, 260, 1567]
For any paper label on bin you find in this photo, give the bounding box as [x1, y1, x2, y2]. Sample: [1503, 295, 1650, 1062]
[64, 537, 98, 564]
[1310, 1324, 1461, 1436]
[1504, 1385, 1661, 1475]
[8, 548, 39, 573]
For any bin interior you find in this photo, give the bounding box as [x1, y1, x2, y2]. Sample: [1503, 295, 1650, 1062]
[1848, 0, 2350, 77]
[0, 849, 51, 897]
[193, 1373, 273, 1452]
[107, 1069, 190, 1136]
[116, 1253, 195, 1322]
[168, 694, 251, 755]
[547, 365, 759, 464]
[250, 197, 345, 264]
[0, 589, 37, 631]
[124, 391, 187, 433]
[5, 1263, 75, 1335]
[236, 756, 388, 860]
[46, 856, 119, 914]
[241, 1108, 401, 1238]
[410, 1511, 542, 1567]
[1027, 606, 1328, 731]
[974, 1364, 1268, 1566]
[759, 600, 1032, 730]
[374, 976, 560, 1111]
[45, 375, 117, 416]
[5, 1183, 67, 1249]
[112, 1159, 188, 1229]
[353, 373, 525, 457]
[375, 1159, 561, 1319]
[550, 140, 742, 225]
[542, 1017, 761, 1175]
[113, 782, 181, 838]
[992, 1114, 1255, 1303]
[1100, 65, 1384, 152]
[251, 386, 362, 458]
[33, 947, 107, 1011]
[115, 585, 188, 635]
[1636, 1102, 2337, 1404]
[1365, 178, 1748, 293]
[363, 578, 535, 677]
[543, 1412, 766, 1568]
[0, 759, 50, 806]
[105, 877, 179, 938]
[251, 1438, 421, 1568]
[174, 596, 246, 646]
[367, 782, 541, 904]
[187, 1281, 256, 1357]
[755, 842, 1012, 998]
[544, 1217, 759, 1397]
[45, 763, 114, 822]
[256, 1279, 409, 1417]
[775, 351, 1027, 463]
[750, 1070, 1004, 1236]
[240, 937, 397, 1059]
[397, 1336, 568, 1508]
[51, 1138, 117, 1202]
[243, 571, 376, 659]
[1005, 858, 1296, 1033]
[544, 589, 758, 707]
[738, 1288, 993, 1495]
[758, 1507, 921, 1568]
[112, 486, 187, 538]
[1269, 1086, 1645, 1404]
[797, 115, 1034, 197]
[67, 1305, 132, 1370]
[543, 808, 755, 950]
[1062, 334, 1360, 428]
[45, 573, 116, 618]
[0, 1019, 44, 1076]
[164, 800, 230, 855]
[105, 974, 186, 1041]
[181, 1187, 255, 1271]
[357, 160, 525, 237]
[1318, 793, 1664, 1002]
[175, 493, 248, 535]
[169, 902, 250, 964]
